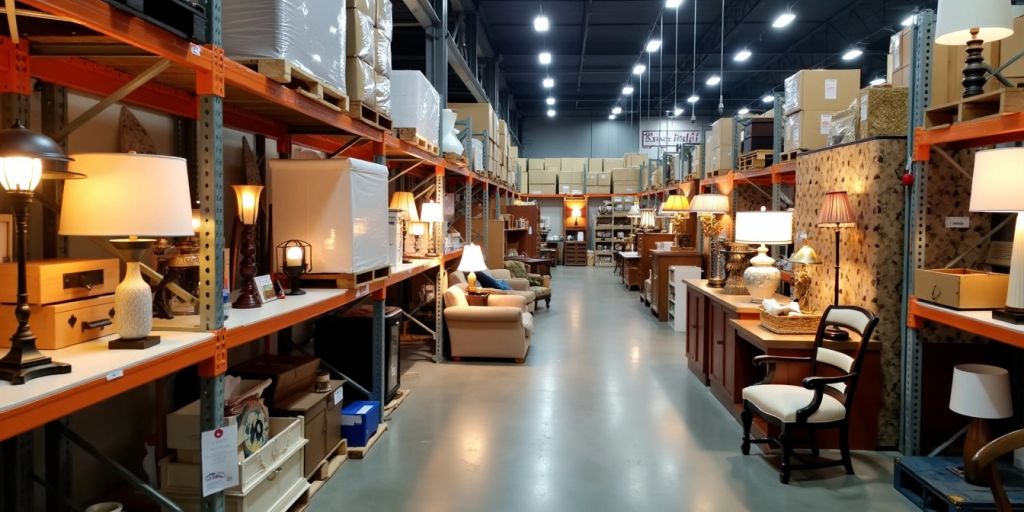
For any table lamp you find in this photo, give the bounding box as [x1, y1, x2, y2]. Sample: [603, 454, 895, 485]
[691, 193, 730, 288]
[970, 147, 1024, 324]
[626, 203, 641, 219]
[420, 201, 443, 257]
[817, 191, 856, 340]
[949, 364, 1012, 484]
[735, 208, 793, 302]
[232, 184, 264, 309]
[60, 153, 193, 349]
[788, 243, 823, 303]
[0, 121, 81, 384]
[390, 191, 418, 260]
[662, 194, 692, 248]
[409, 221, 426, 256]
[277, 239, 311, 296]
[935, 0, 1013, 97]
[639, 208, 657, 231]
[458, 243, 488, 292]
[569, 206, 583, 226]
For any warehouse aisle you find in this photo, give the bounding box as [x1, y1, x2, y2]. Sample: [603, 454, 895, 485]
[309, 267, 913, 512]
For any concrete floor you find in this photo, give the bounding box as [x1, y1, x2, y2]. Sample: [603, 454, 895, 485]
[310, 266, 915, 512]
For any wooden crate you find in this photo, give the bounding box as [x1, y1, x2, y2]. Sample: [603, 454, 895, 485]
[238, 59, 349, 112]
[737, 150, 774, 170]
[925, 88, 1024, 128]
[393, 128, 438, 154]
[894, 456, 1024, 512]
[347, 100, 393, 130]
[303, 265, 390, 289]
[347, 422, 388, 460]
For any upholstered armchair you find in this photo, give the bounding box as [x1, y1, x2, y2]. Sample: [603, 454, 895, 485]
[442, 285, 532, 363]
[503, 260, 552, 309]
[449, 270, 536, 313]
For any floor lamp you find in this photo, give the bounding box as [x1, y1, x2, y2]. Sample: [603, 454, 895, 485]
[817, 191, 856, 341]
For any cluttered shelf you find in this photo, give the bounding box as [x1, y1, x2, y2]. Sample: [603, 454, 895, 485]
[907, 298, 1024, 350]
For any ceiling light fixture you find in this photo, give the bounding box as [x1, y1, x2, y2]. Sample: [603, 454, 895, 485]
[633, 63, 646, 75]
[665, 0, 683, 8]
[869, 77, 886, 86]
[539, 51, 552, 64]
[901, 14, 916, 27]
[738, 107, 750, 115]
[646, 39, 662, 53]
[547, 109, 556, 117]
[706, 75, 721, 86]
[543, 77, 554, 88]
[546, 97, 556, 105]
[687, 95, 699, 103]
[734, 49, 752, 62]
[673, 107, 683, 116]
[841, 48, 863, 61]
[762, 94, 775, 103]
[534, 14, 550, 32]
[622, 85, 634, 95]
[609, 114, 617, 120]
[772, 12, 796, 28]
[612, 106, 623, 115]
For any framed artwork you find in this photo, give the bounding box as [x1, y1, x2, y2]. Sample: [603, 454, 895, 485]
[0, 214, 11, 263]
[254, 274, 278, 304]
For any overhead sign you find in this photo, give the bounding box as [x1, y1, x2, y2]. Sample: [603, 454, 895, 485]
[641, 130, 701, 148]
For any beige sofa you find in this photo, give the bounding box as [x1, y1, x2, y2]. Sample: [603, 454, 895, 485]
[449, 269, 537, 313]
[443, 285, 532, 363]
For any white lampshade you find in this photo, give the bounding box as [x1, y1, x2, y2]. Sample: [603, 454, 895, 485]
[457, 243, 488, 272]
[935, 0, 1013, 45]
[949, 364, 1013, 419]
[690, 194, 729, 214]
[420, 201, 444, 223]
[969, 147, 1024, 213]
[626, 204, 641, 218]
[59, 153, 194, 238]
[735, 210, 793, 245]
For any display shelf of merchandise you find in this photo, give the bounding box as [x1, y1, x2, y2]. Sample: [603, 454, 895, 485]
[907, 298, 1024, 350]
[913, 113, 1024, 161]
[0, 330, 216, 440]
[521, 193, 630, 200]
[699, 172, 734, 189]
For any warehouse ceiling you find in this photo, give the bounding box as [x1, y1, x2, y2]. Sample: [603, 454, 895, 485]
[413, 0, 939, 119]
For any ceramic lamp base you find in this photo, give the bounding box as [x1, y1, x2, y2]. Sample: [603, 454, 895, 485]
[743, 245, 780, 303]
[111, 241, 159, 348]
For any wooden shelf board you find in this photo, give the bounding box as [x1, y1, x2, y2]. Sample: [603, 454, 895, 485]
[914, 113, 1024, 160]
[907, 298, 1024, 349]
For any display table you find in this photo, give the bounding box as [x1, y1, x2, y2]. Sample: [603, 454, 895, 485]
[615, 251, 640, 285]
[650, 250, 701, 322]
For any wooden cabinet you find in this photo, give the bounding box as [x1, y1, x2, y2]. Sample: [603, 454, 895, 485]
[635, 232, 674, 283]
[686, 291, 708, 384]
[649, 250, 701, 322]
[563, 241, 588, 266]
[505, 205, 540, 258]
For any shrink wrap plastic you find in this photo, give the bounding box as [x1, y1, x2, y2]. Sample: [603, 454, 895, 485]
[390, 71, 440, 145]
[347, 9, 374, 61]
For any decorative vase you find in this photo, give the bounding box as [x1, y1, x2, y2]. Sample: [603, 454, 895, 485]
[743, 244, 781, 302]
[722, 244, 756, 295]
[440, 109, 463, 155]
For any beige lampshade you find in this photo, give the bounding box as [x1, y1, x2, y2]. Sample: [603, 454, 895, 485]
[457, 243, 488, 272]
[949, 364, 1013, 419]
[789, 243, 823, 265]
[735, 210, 793, 245]
[639, 208, 657, 228]
[969, 148, 1024, 213]
[409, 221, 427, 236]
[59, 153, 194, 238]
[420, 201, 444, 223]
[232, 184, 263, 225]
[690, 194, 729, 214]
[389, 191, 419, 221]
[626, 204, 641, 218]
[817, 191, 856, 228]
[935, 0, 1013, 46]
[662, 194, 691, 212]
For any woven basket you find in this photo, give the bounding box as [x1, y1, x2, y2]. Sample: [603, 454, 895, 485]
[759, 307, 822, 334]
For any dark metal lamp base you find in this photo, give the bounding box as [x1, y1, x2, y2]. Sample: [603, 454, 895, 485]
[823, 325, 851, 341]
[109, 335, 161, 350]
[992, 308, 1024, 325]
[0, 359, 71, 385]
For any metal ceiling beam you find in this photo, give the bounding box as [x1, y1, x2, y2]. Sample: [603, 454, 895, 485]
[401, 0, 440, 28]
[576, 0, 592, 92]
[449, 35, 489, 102]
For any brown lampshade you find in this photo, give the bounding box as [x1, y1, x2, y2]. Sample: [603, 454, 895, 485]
[817, 191, 856, 228]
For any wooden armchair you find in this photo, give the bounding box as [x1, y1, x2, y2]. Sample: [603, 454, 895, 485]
[740, 305, 879, 484]
[967, 429, 1024, 511]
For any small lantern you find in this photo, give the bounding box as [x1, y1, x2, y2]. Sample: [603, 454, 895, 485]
[277, 239, 312, 296]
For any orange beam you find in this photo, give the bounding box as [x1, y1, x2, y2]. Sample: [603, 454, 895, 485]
[914, 114, 1024, 161]
[907, 298, 1024, 349]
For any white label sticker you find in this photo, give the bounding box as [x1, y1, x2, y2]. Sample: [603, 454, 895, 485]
[946, 217, 970, 229]
[201, 427, 239, 496]
[860, 96, 869, 121]
[357, 404, 373, 415]
[333, 386, 344, 406]
[342, 415, 362, 426]
[819, 114, 833, 135]
[190, 44, 202, 56]
[106, 369, 124, 381]
[824, 79, 838, 100]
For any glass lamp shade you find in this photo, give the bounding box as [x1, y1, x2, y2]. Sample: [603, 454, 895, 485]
[662, 194, 691, 212]
[0, 121, 80, 191]
[233, 184, 263, 225]
[457, 243, 488, 273]
[817, 191, 856, 228]
[690, 194, 729, 214]
[60, 153, 194, 238]
[935, 0, 1013, 45]
[949, 364, 1013, 419]
[639, 208, 657, 229]
[735, 210, 793, 245]
[420, 201, 444, 223]
[789, 243, 823, 265]
[389, 191, 419, 221]
[409, 221, 427, 236]
[969, 148, 1024, 213]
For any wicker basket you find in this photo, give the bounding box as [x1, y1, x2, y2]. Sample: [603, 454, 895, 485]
[759, 307, 822, 334]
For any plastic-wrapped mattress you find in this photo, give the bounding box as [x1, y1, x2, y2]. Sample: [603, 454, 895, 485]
[390, 71, 440, 145]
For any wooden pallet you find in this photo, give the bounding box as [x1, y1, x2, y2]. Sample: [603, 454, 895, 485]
[347, 422, 388, 460]
[894, 456, 1024, 512]
[779, 149, 803, 162]
[310, 438, 348, 482]
[303, 265, 391, 289]
[383, 388, 411, 418]
[737, 149, 774, 170]
[348, 100, 393, 130]
[706, 168, 730, 177]
[444, 152, 468, 167]
[238, 59, 349, 112]
[925, 88, 1024, 129]
[393, 128, 439, 154]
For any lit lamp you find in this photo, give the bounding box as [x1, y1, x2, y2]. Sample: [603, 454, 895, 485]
[788, 243, 823, 303]
[626, 204, 642, 219]
[409, 221, 427, 256]
[232, 184, 264, 309]
[570, 206, 583, 226]
[458, 243, 488, 292]
[277, 239, 311, 296]
[662, 194, 692, 247]
[390, 191, 418, 261]
[969, 147, 1024, 324]
[817, 191, 856, 340]
[935, 0, 1012, 98]
[949, 364, 1012, 484]
[691, 193, 730, 288]
[735, 208, 793, 302]
[60, 153, 192, 349]
[0, 122, 81, 384]
[639, 208, 657, 231]
[420, 201, 443, 257]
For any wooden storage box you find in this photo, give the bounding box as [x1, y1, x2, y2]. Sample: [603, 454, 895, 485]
[0, 258, 119, 305]
[272, 380, 345, 477]
[858, 86, 908, 138]
[914, 268, 1009, 310]
[230, 354, 321, 407]
[0, 294, 115, 349]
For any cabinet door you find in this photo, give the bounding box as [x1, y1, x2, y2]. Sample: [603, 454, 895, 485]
[686, 291, 699, 360]
[696, 296, 707, 369]
[723, 310, 738, 401]
[710, 302, 725, 386]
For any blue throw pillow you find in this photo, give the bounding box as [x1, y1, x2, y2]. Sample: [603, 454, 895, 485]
[475, 271, 511, 290]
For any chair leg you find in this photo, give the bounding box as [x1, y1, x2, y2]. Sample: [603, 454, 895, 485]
[808, 429, 820, 457]
[840, 423, 854, 475]
[545, 298, 550, 308]
[741, 406, 753, 455]
[780, 431, 792, 484]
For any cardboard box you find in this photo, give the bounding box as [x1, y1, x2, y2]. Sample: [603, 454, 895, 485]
[561, 158, 586, 172]
[889, 28, 913, 72]
[544, 158, 562, 171]
[509, 146, 519, 159]
[624, 153, 647, 168]
[558, 171, 584, 184]
[528, 170, 558, 185]
[346, 57, 375, 104]
[783, 69, 861, 115]
[273, 379, 345, 477]
[710, 118, 735, 146]
[167, 399, 242, 452]
[528, 158, 545, 171]
[914, 268, 1009, 310]
[342, 400, 381, 447]
[517, 158, 528, 173]
[611, 167, 641, 182]
[999, 16, 1024, 81]
[559, 184, 586, 195]
[603, 158, 625, 170]
[612, 181, 638, 194]
[448, 102, 498, 142]
[230, 355, 321, 407]
[587, 158, 603, 173]
[859, 86, 908, 137]
[527, 183, 557, 195]
[784, 110, 833, 152]
[586, 172, 612, 186]
[707, 145, 734, 171]
[587, 185, 611, 194]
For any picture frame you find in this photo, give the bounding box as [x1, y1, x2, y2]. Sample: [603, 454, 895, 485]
[0, 214, 11, 263]
[254, 274, 278, 304]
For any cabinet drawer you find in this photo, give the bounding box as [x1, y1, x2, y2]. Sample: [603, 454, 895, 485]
[0, 295, 115, 349]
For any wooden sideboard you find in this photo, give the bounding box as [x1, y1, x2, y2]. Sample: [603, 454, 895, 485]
[650, 250, 701, 322]
[635, 232, 675, 284]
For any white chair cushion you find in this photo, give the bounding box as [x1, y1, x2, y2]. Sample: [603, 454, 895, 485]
[521, 312, 534, 338]
[742, 384, 846, 424]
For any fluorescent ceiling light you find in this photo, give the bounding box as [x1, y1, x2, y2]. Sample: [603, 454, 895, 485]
[665, 0, 683, 8]
[734, 49, 752, 62]
[609, 114, 617, 120]
[869, 77, 886, 86]
[539, 51, 552, 64]
[633, 63, 646, 75]
[534, 14, 550, 32]
[612, 106, 623, 115]
[547, 109, 556, 117]
[738, 107, 750, 115]
[546, 97, 556, 105]
[646, 39, 662, 53]
[901, 15, 916, 27]
[841, 48, 863, 61]
[772, 13, 796, 28]
[762, 94, 775, 103]
[543, 77, 554, 88]
[706, 75, 721, 86]
[687, 95, 699, 103]
[622, 85, 634, 95]
[673, 107, 683, 116]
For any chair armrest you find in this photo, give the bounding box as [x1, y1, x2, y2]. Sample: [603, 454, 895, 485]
[488, 294, 526, 309]
[802, 373, 857, 390]
[505, 278, 530, 291]
[752, 355, 812, 385]
[968, 429, 1024, 509]
[445, 306, 522, 323]
[527, 273, 552, 287]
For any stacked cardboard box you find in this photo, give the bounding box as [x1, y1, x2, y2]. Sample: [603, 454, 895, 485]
[611, 167, 641, 194]
[603, 158, 625, 170]
[588, 159, 603, 175]
[528, 158, 545, 171]
[624, 153, 646, 168]
[705, 118, 734, 172]
[782, 69, 860, 152]
[739, 118, 774, 154]
[561, 158, 586, 173]
[449, 102, 498, 171]
[373, 0, 392, 116]
[528, 170, 557, 195]
[544, 158, 562, 171]
[586, 171, 611, 194]
[347, 0, 376, 112]
[558, 172, 585, 195]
